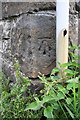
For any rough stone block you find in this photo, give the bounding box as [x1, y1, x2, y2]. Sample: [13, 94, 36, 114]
[1, 1, 79, 81]
[69, 14, 78, 45]
[2, 2, 56, 19]
[2, 12, 56, 79]
[75, 0, 80, 12]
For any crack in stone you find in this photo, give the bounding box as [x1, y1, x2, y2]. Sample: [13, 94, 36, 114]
[2, 10, 56, 20]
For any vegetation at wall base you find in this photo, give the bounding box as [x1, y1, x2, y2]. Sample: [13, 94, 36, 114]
[0, 44, 80, 119]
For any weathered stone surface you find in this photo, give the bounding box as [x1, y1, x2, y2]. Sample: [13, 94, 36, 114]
[29, 80, 44, 94]
[2, 2, 56, 19]
[0, 1, 79, 81]
[78, 18, 80, 63]
[69, 2, 76, 13]
[69, 14, 78, 45]
[78, 18, 80, 44]
[75, 0, 80, 11]
[2, 11, 56, 79]
[2, 2, 77, 19]
[69, 14, 80, 62]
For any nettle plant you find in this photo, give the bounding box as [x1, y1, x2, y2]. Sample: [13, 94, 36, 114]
[0, 60, 42, 119]
[0, 44, 80, 119]
[25, 44, 80, 119]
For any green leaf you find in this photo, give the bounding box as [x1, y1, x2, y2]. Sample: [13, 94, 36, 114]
[72, 43, 78, 48]
[57, 62, 62, 67]
[64, 69, 74, 75]
[67, 83, 73, 90]
[20, 86, 26, 93]
[48, 90, 56, 97]
[60, 63, 72, 68]
[52, 103, 59, 110]
[34, 97, 40, 104]
[50, 76, 54, 80]
[57, 85, 65, 92]
[67, 77, 79, 83]
[44, 106, 53, 118]
[57, 92, 64, 100]
[53, 76, 60, 80]
[42, 96, 54, 103]
[70, 52, 80, 60]
[46, 77, 51, 80]
[25, 102, 42, 111]
[71, 62, 79, 68]
[63, 104, 74, 119]
[68, 46, 74, 50]
[51, 67, 60, 75]
[66, 98, 72, 105]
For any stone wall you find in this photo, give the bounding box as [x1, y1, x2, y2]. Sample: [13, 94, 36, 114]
[76, 0, 80, 43]
[0, 2, 79, 82]
[75, 0, 80, 63]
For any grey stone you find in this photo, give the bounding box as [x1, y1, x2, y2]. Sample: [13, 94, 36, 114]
[29, 80, 44, 94]
[69, 2, 76, 14]
[78, 18, 80, 63]
[1, 1, 80, 81]
[2, 60, 16, 82]
[2, 11, 56, 79]
[78, 18, 80, 44]
[2, 2, 78, 19]
[2, 2, 56, 19]
[69, 13, 79, 63]
[75, 0, 80, 11]
[69, 14, 79, 45]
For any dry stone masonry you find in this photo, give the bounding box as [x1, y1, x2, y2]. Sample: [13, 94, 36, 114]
[0, 1, 79, 82]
